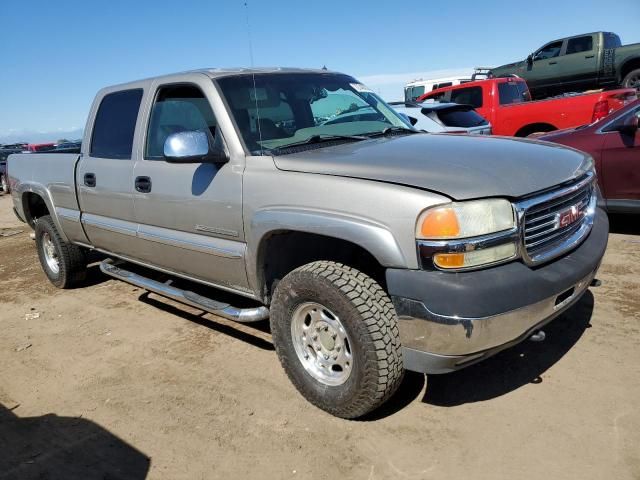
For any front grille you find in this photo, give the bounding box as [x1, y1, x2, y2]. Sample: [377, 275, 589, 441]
[521, 176, 594, 263]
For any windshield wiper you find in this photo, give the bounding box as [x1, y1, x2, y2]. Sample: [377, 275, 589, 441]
[366, 126, 421, 137]
[271, 134, 368, 152]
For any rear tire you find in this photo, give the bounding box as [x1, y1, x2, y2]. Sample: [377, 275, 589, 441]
[35, 215, 87, 288]
[270, 261, 404, 419]
[622, 68, 640, 90]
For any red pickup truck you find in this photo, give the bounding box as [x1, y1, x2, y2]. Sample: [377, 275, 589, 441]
[417, 77, 636, 137]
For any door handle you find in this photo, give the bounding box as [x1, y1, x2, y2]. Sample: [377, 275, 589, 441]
[585, 54, 595, 59]
[549, 61, 557, 65]
[84, 173, 96, 187]
[135, 176, 152, 193]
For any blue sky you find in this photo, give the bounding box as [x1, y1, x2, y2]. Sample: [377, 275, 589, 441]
[1, 0, 639, 142]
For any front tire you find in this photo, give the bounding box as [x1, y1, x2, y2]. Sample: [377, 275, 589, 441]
[270, 261, 404, 419]
[622, 68, 640, 90]
[35, 215, 87, 288]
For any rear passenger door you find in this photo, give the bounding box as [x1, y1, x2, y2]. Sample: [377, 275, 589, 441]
[76, 87, 144, 256]
[559, 35, 598, 89]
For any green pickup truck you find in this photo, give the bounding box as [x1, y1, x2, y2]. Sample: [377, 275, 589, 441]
[491, 32, 640, 99]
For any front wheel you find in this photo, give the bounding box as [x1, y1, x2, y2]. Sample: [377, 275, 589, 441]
[270, 261, 404, 419]
[35, 215, 87, 288]
[622, 68, 640, 90]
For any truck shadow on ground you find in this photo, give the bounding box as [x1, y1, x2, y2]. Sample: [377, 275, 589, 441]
[608, 213, 640, 235]
[0, 404, 150, 480]
[138, 291, 274, 351]
[422, 291, 594, 407]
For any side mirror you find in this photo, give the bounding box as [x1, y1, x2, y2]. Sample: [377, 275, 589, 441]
[527, 54, 534, 65]
[397, 112, 419, 127]
[163, 130, 228, 164]
[615, 114, 639, 135]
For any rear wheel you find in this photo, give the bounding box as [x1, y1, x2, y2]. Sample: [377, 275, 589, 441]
[35, 215, 87, 288]
[622, 68, 640, 90]
[270, 261, 404, 419]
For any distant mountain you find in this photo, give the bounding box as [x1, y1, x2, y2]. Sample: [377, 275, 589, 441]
[0, 128, 84, 145]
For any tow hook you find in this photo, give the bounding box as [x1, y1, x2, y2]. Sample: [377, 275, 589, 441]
[529, 330, 546, 342]
[590, 278, 602, 287]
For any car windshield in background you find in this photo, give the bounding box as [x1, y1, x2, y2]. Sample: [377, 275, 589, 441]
[217, 73, 411, 154]
[437, 108, 488, 128]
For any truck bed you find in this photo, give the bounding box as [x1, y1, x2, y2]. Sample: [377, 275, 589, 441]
[493, 87, 636, 136]
[8, 153, 82, 238]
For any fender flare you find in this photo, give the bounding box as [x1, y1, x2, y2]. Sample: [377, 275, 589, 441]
[246, 207, 408, 297]
[18, 182, 70, 243]
[619, 55, 640, 82]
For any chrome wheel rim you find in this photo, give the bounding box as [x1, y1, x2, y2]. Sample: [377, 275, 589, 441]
[1, 176, 6, 191]
[42, 232, 60, 274]
[627, 74, 640, 89]
[290, 302, 353, 386]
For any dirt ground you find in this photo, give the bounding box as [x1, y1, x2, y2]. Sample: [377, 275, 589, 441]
[0, 192, 639, 480]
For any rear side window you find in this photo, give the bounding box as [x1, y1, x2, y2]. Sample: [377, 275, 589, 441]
[450, 86, 483, 108]
[499, 82, 528, 105]
[91, 89, 143, 159]
[433, 82, 452, 90]
[604, 33, 621, 49]
[436, 108, 488, 128]
[566, 36, 593, 54]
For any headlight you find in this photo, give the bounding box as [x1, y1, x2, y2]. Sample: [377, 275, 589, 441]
[416, 199, 515, 240]
[576, 155, 595, 177]
[417, 199, 517, 270]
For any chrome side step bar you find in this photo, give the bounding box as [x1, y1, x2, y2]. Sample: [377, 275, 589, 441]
[99, 259, 269, 323]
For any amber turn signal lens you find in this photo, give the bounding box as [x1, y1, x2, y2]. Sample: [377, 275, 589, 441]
[433, 252, 465, 268]
[420, 208, 460, 238]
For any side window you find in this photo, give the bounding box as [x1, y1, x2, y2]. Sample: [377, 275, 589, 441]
[428, 91, 450, 103]
[145, 84, 217, 159]
[534, 41, 563, 61]
[450, 87, 483, 108]
[91, 89, 143, 159]
[604, 33, 621, 49]
[566, 36, 593, 55]
[498, 82, 526, 105]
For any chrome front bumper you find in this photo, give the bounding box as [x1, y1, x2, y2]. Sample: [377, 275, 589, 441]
[396, 268, 596, 357]
[387, 207, 609, 374]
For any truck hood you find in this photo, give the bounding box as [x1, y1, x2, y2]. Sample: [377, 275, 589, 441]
[272, 133, 591, 200]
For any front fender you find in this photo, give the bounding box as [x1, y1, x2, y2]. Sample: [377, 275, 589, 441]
[245, 207, 408, 297]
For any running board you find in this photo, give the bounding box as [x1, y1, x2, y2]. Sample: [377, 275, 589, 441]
[99, 259, 269, 323]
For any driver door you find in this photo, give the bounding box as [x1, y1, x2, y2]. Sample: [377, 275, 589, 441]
[131, 77, 249, 293]
[601, 107, 640, 210]
[527, 40, 565, 93]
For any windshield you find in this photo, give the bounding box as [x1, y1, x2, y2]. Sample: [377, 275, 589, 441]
[217, 73, 411, 154]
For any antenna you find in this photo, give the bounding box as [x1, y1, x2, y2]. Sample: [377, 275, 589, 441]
[244, 2, 263, 155]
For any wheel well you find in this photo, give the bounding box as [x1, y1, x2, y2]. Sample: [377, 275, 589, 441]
[22, 192, 50, 227]
[257, 231, 386, 303]
[620, 58, 640, 81]
[515, 123, 557, 137]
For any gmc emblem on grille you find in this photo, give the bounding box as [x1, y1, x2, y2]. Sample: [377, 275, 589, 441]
[556, 205, 582, 229]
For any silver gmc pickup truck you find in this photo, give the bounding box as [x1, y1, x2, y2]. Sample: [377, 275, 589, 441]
[8, 68, 608, 418]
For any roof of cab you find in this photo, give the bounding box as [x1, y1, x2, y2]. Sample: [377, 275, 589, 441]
[102, 67, 345, 92]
